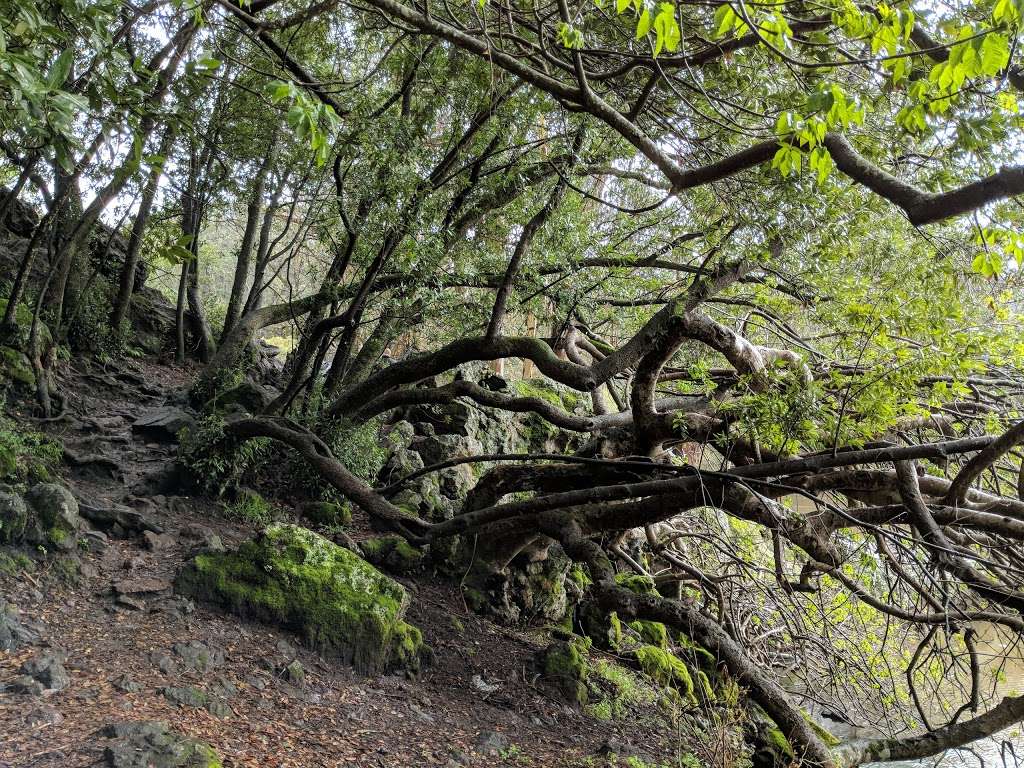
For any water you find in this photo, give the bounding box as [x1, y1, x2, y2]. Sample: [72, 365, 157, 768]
[831, 625, 1024, 767]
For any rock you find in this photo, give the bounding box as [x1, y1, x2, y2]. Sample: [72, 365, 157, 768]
[131, 406, 196, 442]
[538, 637, 591, 706]
[174, 523, 427, 675]
[0, 600, 38, 651]
[0, 491, 29, 544]
[131, 463, 190, 496]
[471, 674, 499, 695]
[78, 501, 163, 537]
[298, 501, 352, 527]
[474, 731, 509, 756]
[156, 596, 195, 620]
[1, 483, 85, 551]
[283, 660, 305, 687]
[6, 674, 45, 695]
[163, 686, 229, 718]
[20, 651, 70, 693]
[150, 652, 178, 676]
[172, 641, 225, 672]
[83, 529, 110, 552]
[101, 721, 222, 768]
[1, 189, 39, 236]
[113, 675, 143, 693]
[143, 530, 176, 551]
[114, 576, 173, 596]
[179, 523, 213, 540]
[360, 535, 424, 574]
[115, 595, 148, 611]
[163, 685, 207, 709]
[179, 524, 223, 553]
[207, 380, 277, 413]
[24, 483, 83, 546]
[25, 703, 63, 727]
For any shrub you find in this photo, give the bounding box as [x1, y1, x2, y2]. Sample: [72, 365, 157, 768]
[178, 413, 269, 496]
[0, 408, 62, 486]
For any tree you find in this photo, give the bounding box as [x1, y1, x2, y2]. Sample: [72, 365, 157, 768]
[4, 0, 1024, 764]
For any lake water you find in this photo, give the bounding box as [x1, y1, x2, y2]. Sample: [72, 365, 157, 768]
[812, 625, 1024, 767]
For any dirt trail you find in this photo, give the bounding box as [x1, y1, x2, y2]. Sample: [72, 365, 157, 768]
[0, 358, 678, 767]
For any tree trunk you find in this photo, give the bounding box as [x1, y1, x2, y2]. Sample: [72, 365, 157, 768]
[110, 123, 177, 333]
[222, 130, 278, 340]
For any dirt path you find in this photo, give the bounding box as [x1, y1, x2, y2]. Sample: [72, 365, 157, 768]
[0, 358, 680, 768]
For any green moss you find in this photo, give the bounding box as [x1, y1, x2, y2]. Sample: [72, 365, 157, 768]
[615, 573, 658, 596]
[566, 564, 591, 590]
[633, 644, 696, 703]
[1, 346, 34, 388]
[360, 535, 424, 574]
[628, 619, 668, 649]
[0, 550, 33, 576]
[175, 524, 426, 675]
[764, 726, 794, 758]
[676, 632, 718, 670]
[807, 715, 841, 747]
[301, 501, 352, 526]
[193, 744, 223, 768]
[585, 657, 660, 721]
[46, 526, 70, 548]
[515, 379, 565, 408]
[541, 636, 591, 706]
[695, 670, 716, 702]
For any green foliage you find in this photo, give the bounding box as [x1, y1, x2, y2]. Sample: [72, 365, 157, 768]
[178, 414, 269, 496]
[222, 490, 276, 527]
[0, 408, 61, 485]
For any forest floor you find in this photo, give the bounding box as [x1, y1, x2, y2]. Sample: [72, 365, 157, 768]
[0, 356, 686, 768]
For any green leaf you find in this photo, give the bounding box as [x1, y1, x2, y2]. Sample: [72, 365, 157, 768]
[46, 49, 73, 89]
[713, 4, 735, 38]
[636, 8, 652, 39]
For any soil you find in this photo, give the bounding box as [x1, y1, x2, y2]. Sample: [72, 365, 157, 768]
[0, 356, 686, 768]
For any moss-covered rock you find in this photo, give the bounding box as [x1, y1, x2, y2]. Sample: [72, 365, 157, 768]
[25, 483, 83, 551]
[299, 500, 352, 527]
[174, 524, 427, 675]
[633, 644, 697, 703]
[538, 635, 671, 723]
[0, 491, 29, 545]
[1, 346, 34, 390]
[0, 298, 50, 349]
[538, 636, 591, 706]
[101, 720, 223, 768]
[360, 535, 424, 574]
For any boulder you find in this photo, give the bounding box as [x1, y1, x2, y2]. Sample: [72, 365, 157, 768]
[0, 490, 29, 544]
[0, 483, 85, 550]
[172, 641, 224, 672]
[0, 190, 39, 237]
[100, 721, 222, 768]
[132, 406, 196, 442]
[174, 524, 426, 675]
[20, 651, 70, 693]
[298, 501, 352, 527]
[206, 380, 278, 414]
[360, 535, 424, 575]
[0, 600, 38, 651]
